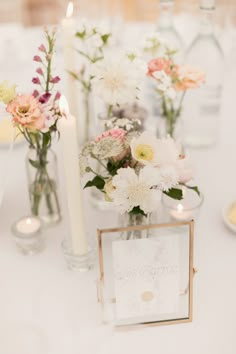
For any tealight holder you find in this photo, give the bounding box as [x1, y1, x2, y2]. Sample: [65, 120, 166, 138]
[11, 216, 45, 255]
[162, 187, 204, 222]
[61, 239, 96, 272]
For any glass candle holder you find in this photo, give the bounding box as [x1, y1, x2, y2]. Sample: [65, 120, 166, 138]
[162, 187, 204, 222]
[11, 216, 45, 255]
[61, 239, 95, 272]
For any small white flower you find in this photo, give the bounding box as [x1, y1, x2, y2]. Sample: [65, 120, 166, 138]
[79, 154, 89, 177]
[130, 131, 160, 166]
[96, 23, 110, 36]
[153, 70, 176, 100]
[158, 165, 179, 192]
[40, 99, 59, 133]
[92, 136, 124, 159]
[91, 53, 142, 106]
[111, 166, 162, 214]
[131, 133, 180, 167]
[89, 33, 103, 48]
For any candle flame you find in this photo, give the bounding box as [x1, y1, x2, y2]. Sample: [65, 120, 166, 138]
[177, 204, 183, 213]
[26, 218, 33, 225]
[66, 1, 74, 18]
[59, 95, 69, 117]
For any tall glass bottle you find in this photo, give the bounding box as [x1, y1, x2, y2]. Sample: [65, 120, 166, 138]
[157, 0, 184, 62]
[182, 0, 224, 147]
[149, 0, 184, 128]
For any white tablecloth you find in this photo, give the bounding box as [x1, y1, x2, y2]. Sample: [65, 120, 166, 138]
[1, 20, 236, 354]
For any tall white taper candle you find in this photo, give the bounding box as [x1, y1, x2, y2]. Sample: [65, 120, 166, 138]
[58, 96, 88, 255]
[61, 2, 79, 119]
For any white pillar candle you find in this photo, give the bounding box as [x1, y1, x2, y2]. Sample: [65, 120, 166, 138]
[58, 96, 88, 255]
[61, 2, 79, 119]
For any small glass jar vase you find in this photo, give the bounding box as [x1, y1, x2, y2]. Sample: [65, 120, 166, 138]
[26, 147, 61, 225]
[119, 212, 151, 240]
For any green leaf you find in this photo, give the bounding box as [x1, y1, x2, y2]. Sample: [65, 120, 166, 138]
[28, 159, 41, 169]
[164, 188, 183, 200]
[75, 31, 86, 39]
[129, 206, 147, 217]
[84, 176, 105, 191]
[185, 185, 200, 196]
[67, 70, 80, 81]
[42, 132, 51, 148]
[101, 34, 110, 44]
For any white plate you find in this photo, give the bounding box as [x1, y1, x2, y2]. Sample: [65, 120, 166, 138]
[222, 201, 236, 233]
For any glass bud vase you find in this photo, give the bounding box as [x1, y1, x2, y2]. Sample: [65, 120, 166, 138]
[119, 212, 150, 240]
[26, 147, 61, 225]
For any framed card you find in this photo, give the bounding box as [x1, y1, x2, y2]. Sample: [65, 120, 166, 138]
[97, 221, 195, 327]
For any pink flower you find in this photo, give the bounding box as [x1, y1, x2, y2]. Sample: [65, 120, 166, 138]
[39, 92, 51, 104]
[55, 91, 61, 100]
[38, 44, 46, 52]
[32, 90, 39, 98]
[95, 128, 126, 142]
[49, 76, 60, 84]
[36, 67, 44, 76]
[174, 65, 205, 91]
[32, 77, 40, 84]
[33, 55, 42, 62]
[6, 94, 45, 131]
[147, 58, 175, 77]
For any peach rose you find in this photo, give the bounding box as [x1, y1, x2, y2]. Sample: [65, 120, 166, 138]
[6, 94, 45, 131]
[147, 58, 175, 77]
[174, 65, 205, 91]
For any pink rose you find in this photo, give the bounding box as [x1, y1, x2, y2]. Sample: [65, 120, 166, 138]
[147, 58, 175, 77]
[6, 94, 45, 131]
[95, 128, 126, 143]
[174, 65, 205, 91]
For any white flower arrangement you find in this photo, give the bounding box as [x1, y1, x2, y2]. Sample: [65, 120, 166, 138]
[81, 130, 199, 217]
[91, 53, 144, 108]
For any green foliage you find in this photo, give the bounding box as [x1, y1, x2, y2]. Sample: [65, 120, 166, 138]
[164, 187, 183, 200]
[28, 159, 41, 169]
[129, 206, 147, 217]
[184, 185, 200, 196]
[101, 34, 110, 44]
[84, 175, 105, 191]
[75, 31, 86, 39]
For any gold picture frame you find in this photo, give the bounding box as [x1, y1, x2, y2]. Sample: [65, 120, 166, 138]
[97, 220, 195, 328]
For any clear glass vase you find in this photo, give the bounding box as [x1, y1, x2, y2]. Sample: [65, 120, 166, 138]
[119, 212, 150, 240]
[156, 0, 184, 63]
[182, 0, 224, 147]
[26, 148, 61, 225]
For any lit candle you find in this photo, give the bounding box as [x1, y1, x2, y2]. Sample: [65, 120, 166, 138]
[61, 2, 79, 118]
[12, 216, 44, 255]
[170, 203, 193, 221]
[58, 96, 88, 255]
[16, 217, 41, 235]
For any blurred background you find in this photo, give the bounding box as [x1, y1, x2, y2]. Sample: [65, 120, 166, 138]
[0, 0, 235, 25]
